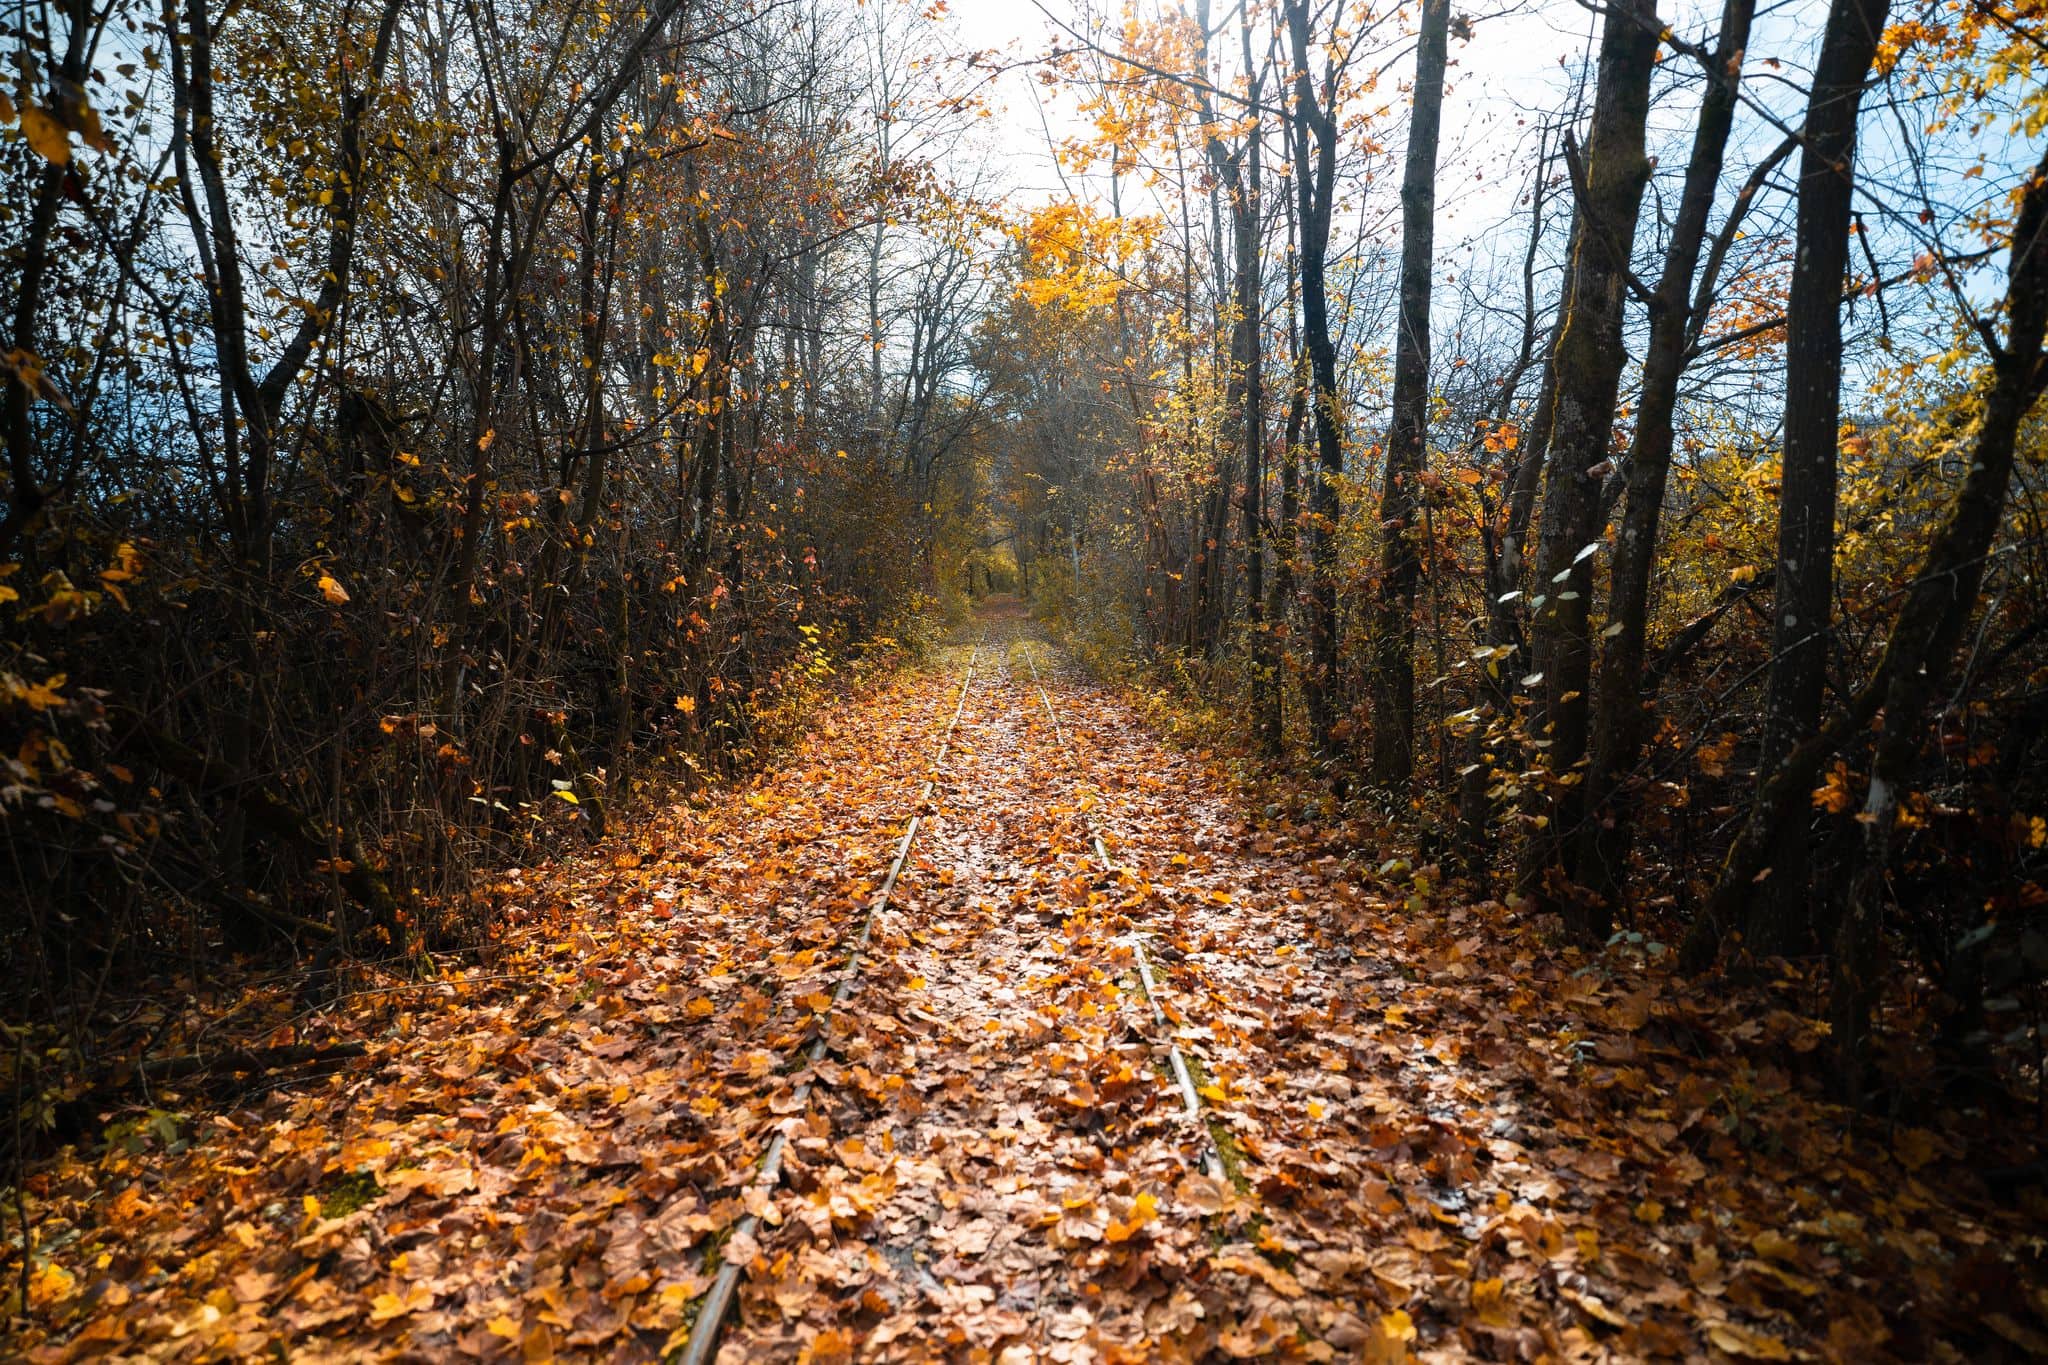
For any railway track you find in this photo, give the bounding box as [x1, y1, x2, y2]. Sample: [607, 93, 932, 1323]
[679, 625, 1228, 1363]
[676, 637, 984, 1365]
[1016, 638, 1227, 1185]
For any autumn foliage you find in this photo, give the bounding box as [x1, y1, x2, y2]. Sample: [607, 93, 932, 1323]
[6, 0, 2048, 1358]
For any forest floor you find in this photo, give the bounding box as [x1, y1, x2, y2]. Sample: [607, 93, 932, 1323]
[13, 601, 2048, 1362]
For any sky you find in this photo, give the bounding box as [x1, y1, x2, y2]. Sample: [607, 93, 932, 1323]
[927, 0, 2018, 241]
[917, 0, 1989, 349]
[912, 0, 2020, 422]
[932, 0, 1631, 235]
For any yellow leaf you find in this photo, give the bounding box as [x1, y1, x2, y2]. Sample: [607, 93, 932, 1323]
[798, 1327, 852, 1365]
[77, 103, 112, 153]
[675, 694, 696, 714]
[1214, 1251, 1304, 1298]
[29, 1260, 77, 1308]
[1560, 1286, 1628, 1329]
[1707, 1323, 1793, 1360]
[1745, 1258, 1823, 1297]
[488, 1315, 520, 1339]
[1106, 1190, 1158, 1242]
[369, 1284, 431, 1322]
[317, 573, 350, 605]
[1367, 1309, 1416, 1365]
[7, 672, 66, 710]
[20, 105, 70, 164]
[1471, 1277, 1511, 1327]
[1750, 1229, 1799, 1262]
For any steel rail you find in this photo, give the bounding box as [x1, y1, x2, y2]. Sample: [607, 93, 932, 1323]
[675, 636, 984, 1365]
[1019, 640, 1227, 1184]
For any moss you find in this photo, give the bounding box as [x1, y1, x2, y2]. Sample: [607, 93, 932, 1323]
[1210, 1123, 1251, 1194]
[1179, 1052, 1252, 1194]
[318, 1168, 382, 1219]
[676, 1222, 739, 1340]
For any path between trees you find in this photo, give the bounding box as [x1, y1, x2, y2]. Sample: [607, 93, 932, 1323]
[16, 605, 2045, 1361]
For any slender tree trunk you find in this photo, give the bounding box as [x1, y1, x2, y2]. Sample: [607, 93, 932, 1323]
[0, 0, 88, 556]
[1270, 173, 1305, 752]
[1456, 169, 1566, 872]
[1580, 0, 1757, 907]
[1192, 0, 1272, 739]
[1237, 156, 1271, 746]
[1286, 0, 1344, 759]
[1745, 0, 1893, 957]
[1192, 168, 1235, 660]
[1517, 0, 1661, 935]
[1458, 362, 1557, 868]
[1368, 0, 1452, 786]
[1501, 308, 1567, 588]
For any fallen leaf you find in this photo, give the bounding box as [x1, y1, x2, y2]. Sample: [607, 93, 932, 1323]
[1708, 1322, 1794, 1360]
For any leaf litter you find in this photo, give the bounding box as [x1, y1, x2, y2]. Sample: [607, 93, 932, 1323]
[11, 615, 2048, 1362]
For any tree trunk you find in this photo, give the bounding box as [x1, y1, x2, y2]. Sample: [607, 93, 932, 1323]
[1368, 0, 1452, 787]
[0, 0, 89, 557]
[1682, 148, 2047, 978]
[1579, 0, 1758, 909]
[1285, 0, 1344, 760]
[1746, 0, 1892, 957]
[1456, 167, 1567, 874]
[1518, 0, 1661, 935]
[1268, 170, 1307, 751]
